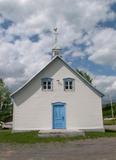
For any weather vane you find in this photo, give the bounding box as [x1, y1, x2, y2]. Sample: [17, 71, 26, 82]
[53, 27, 58, 49]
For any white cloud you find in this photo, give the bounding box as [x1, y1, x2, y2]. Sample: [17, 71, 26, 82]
[0, 0, 116, 98]
[4, 77, 16, 86]
[0, 0, 114, 37]
[93, 75, 116, 101]
[86, 28, 116, 68]
[0, 38, 50, 91]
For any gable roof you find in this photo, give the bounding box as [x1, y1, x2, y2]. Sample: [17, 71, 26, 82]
[11, 56, 104, 97]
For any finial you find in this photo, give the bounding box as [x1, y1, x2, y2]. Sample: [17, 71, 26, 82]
[52, 28, 61, 59]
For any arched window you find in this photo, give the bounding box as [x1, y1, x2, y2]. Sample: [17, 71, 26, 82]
[63, 78, 75, 91]
[41, 78, 53, 90]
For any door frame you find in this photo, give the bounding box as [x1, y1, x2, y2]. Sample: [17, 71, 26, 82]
[52, 102, 66, 129]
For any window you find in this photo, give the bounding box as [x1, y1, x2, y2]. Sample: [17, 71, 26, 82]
[42, 78, 53, 90]
[63, 78, 74, 91]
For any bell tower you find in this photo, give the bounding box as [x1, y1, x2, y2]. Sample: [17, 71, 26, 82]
[52, 28, 61, 58]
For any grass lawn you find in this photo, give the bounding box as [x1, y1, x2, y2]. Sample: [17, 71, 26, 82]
[0, 129, 116, 144]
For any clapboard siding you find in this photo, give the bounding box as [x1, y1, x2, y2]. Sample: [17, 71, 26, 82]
[13, 58, 104, 131]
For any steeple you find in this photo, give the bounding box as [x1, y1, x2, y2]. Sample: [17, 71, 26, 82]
[52, 28, 61, 58]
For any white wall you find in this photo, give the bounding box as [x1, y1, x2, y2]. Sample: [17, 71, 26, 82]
[13, 58, 104, 131]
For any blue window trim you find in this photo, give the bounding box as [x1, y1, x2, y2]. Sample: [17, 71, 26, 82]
[41, 77, 53, 81]
[63, 78, 74, 81]
[52, 102, 66, 129]
[52, 102, 66, 106]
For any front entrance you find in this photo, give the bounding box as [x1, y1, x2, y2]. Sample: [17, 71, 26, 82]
[53, 102, 66, 129]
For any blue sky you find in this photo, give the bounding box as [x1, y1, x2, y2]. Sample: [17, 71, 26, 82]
[0, 0, 116, 101]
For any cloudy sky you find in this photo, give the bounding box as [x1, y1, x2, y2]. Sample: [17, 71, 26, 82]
[0, 0, 116, 102]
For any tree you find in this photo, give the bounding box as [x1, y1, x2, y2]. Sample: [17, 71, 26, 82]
[0, 79, 13, 122]
[76, 69, 93, 84]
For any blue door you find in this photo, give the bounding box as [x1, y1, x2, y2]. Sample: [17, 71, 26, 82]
[53, 103, 66, 129]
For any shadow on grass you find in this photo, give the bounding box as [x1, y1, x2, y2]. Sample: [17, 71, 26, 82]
[105, 129, 116, 132]
[0, 129, 116, 144]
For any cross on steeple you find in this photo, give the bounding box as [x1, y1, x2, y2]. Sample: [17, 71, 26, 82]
[52, 28, 61, 59]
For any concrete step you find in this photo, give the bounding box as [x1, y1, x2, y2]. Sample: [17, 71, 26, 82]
[38, 130, 85, 137]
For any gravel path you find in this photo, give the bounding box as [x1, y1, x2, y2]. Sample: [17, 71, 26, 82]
[0, 138, 116, 160]
[105, 125, 116, 131]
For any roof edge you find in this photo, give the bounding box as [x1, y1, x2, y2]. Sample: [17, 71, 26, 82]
[11, 55, 104, 98]
[59, 57, 104, 97]
[11, 55, 59, 97]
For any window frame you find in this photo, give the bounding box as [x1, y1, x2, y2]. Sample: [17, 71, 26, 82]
[63, 78, 75, 91]
[41, 78, 53, 91]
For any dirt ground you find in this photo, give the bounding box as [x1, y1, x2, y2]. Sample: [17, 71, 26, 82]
[0, 137, 116, 160]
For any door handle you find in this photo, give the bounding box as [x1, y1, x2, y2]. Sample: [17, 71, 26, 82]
[62, 116, 64, 120]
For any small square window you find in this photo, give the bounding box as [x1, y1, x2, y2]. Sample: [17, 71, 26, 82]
[64, 78, 74, 91]
[42, 78, 53, 91]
